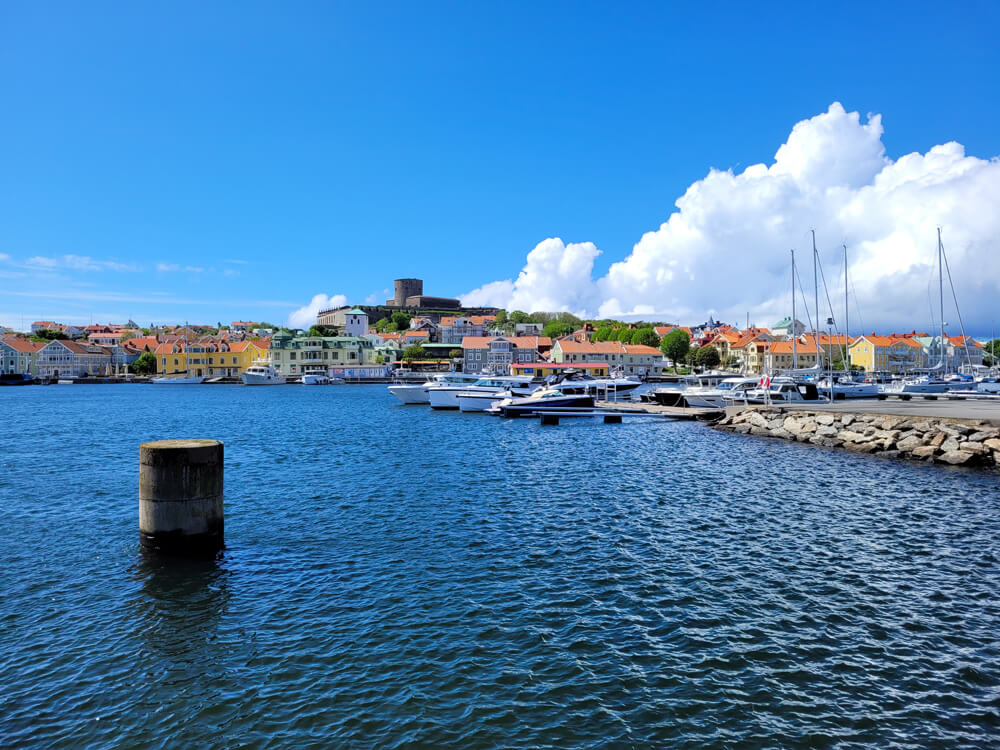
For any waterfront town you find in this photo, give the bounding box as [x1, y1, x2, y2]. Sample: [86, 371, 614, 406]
[1, 277, 993, 382]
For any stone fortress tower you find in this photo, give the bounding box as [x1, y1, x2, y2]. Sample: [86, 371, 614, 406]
[390, 278, 423, 307]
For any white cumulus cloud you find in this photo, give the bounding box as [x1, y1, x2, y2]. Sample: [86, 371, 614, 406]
[464, 102, 1000, 333]
[289, 293, 348, 328]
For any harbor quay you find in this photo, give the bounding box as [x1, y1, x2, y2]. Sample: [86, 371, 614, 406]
[713, 401, 1000, 469]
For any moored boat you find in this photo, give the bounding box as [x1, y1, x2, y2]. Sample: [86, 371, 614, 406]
[241, 362, 286, 385]
[488, 387, 596, 417]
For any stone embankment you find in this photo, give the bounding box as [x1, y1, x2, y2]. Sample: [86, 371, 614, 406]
[715, 409, 1000, 468]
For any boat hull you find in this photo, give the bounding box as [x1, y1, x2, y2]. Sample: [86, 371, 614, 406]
[241, 374, 286, 385]
[498, 394, 595, 417]
[151, 377, 204, 384]
[388, 384, 429, 404]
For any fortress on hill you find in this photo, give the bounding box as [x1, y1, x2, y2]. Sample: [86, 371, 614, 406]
[317, 278, 499, 326]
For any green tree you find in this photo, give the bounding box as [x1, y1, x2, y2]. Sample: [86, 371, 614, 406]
[448, 348, 463, 359]
[542, 320, 575, 339]
[31, 329, 69, 342]
[129, 351, 157, 375]
[509, 310, 532, 325]
[630, 327, 660, 347]
[695, 345, 721, 369]
[391, 312, 412, 331]
[308, 324, 338, 337]
[402, 344, 425, 361]
[494, 310, 508, 327]
[725, 354, 740, 369]
[613, 327, 633, 342]
[593, 325, 613, 342]
[661, 329, 690, 371]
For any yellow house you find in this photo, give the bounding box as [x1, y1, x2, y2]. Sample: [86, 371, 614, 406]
[155, 339, 268, 377]
[849, 336, 923, 373]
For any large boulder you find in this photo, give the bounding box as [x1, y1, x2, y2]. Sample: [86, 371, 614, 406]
[911, 445, 938, 459]
[983, 438, 1000, 452]
[959, 441, 987, 455]
[941, 437, 961, 453]
[970, 428, 1000, 442]
[816, 414, 835, 426]
[837, 430, 866, 443]
[939, 450, 973, 465]
[897, 435, 923, 452]
[816, 425, 839, 437]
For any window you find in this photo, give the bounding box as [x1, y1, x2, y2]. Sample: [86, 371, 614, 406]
[290, 353, 296, 360]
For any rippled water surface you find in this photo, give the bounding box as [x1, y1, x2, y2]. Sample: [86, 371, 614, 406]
[2, 384, 999, 747]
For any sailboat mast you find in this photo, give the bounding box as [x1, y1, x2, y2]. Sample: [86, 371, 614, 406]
[844, 244, 849, 372]
[938, 227, 945, 371]
[791, 249, 797, 369]
[812, 229, 821, 370]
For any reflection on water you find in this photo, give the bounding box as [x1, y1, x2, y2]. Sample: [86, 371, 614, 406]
[1, 384, 999, 747]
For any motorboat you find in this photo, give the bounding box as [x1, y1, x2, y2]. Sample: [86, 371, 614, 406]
[878, 375, 948, 395]
[682, 377, 760, 408]
[724, 377, 822, 405]
[430, 376, 540, 410]
[151, 375, 204, 384]
[388, 372, 480, 405]
[487, 387, 596, 417]
[302, 373, 331, 385]
[543, 370, 642, 397]
[241, 362, 286, 385]
[814, 376, 880, 400]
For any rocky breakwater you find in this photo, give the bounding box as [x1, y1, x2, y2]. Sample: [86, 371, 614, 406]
[715, 409, 1000, 469]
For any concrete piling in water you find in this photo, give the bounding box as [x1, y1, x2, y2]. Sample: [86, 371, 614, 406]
[139, 439, 224, 555]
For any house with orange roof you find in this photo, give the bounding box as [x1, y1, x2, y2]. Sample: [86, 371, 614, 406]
[1, 337, 44, 375]
[461, 335, 552, 374]
[850, 335, 926, 373]
[762, 339, 821, 373]
[37, 340, 112, 378]
[622, 344, 666, 377]
[440, 315, 496, 344]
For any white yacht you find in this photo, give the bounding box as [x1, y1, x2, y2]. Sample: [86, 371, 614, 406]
[815, 376, 879, 400]
[430, 376, 540, 410]
[878, 375, 948, 395]
[241, 362, 286, 385]
[725, 377, 822, 405]
[388, 372, 480, 405]
[682, 377, 759, 408]
[302, 373, 331, 385]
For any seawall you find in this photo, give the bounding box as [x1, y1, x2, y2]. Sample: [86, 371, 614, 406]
[715, 408, 1000, 469]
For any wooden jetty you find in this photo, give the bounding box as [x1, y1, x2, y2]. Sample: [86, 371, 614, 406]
[532, 402, 723, 425]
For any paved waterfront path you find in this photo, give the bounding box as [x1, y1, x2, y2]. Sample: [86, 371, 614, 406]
[762, 398, 1000, 423]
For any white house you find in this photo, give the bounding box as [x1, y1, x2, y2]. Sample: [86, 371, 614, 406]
[37, 340, 112, 378]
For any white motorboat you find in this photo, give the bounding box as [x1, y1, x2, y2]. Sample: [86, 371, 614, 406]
[302, 373, 331, 385]
[543, 370, 642, 397]
[878, 375, 948, 395]
[430, 376, 540, 410]
[725, 377, 823, 405]
[682, 377, 760, 408]
[241, 362, 286, 385]
[151, 375, 204, 384]
[814, 376, 880, 400]
[388, 372, 481, 405]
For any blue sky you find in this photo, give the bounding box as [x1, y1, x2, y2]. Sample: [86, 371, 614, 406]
[1, 1, 999, 331]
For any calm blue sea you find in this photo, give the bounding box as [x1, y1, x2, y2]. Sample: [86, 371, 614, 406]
[1, 384, 999, 748]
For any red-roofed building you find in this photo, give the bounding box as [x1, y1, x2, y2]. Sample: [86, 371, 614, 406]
[1, 337, 44, 375]
[462, 335, 552, 374]
[37, 339, 112, 378]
